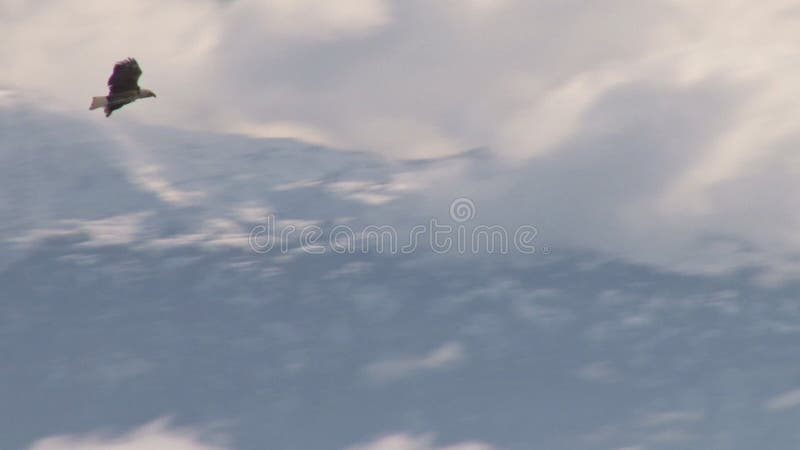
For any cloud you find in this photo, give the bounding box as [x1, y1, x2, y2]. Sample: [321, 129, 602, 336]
[0, 0, 389, 127]
[575, 361, 618, 383]
[12, 212, 152, 248]
[6, 0, 800, 281]
[227, 0, 390, 39]
[27, 417, 228, 450]
[642, 410, 704, 427]
[346, 433, 494, 450]
[764, 388, 800, 412]
[363, 341, 465, 382]
[0, 0, 708, 158]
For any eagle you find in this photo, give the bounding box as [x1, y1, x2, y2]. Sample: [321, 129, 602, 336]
[89, 58, 156, 117]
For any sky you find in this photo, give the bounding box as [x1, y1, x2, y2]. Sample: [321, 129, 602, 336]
[2, 1, 800, 449]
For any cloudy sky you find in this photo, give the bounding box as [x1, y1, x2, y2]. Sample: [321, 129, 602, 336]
[2, 1, 800, 449]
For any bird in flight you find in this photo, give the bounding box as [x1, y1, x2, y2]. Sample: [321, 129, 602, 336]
[89, 58, 156, 117]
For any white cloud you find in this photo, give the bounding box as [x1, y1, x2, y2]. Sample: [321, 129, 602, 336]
[124, 163, 205, 206]
[232, 120, 337, 147]
[227, 0, 390, 39]
[0, 0, 388, 126]
[28, 417, 228, 450]
[764, 388, 800, 412]
[575, 361, 618, 383]
[642, 410, 704, 427]
[0, 0, 677, 156]
[346, 433, 494, 450]
[6, 0, 800, 280]
[364, 342, 465, 382]
[324, 261, 373, 279]
[325, 180, 398, 205]
[231, 202, 272, 223]
[272, 179, 324, 192]
[12, 212, 151, 248]
[0, 0, 220, 117]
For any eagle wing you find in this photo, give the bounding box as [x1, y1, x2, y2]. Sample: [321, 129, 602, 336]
[107, 58, 142, 95]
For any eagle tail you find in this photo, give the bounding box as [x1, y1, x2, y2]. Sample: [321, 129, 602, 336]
[89, 96, 107, 110]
